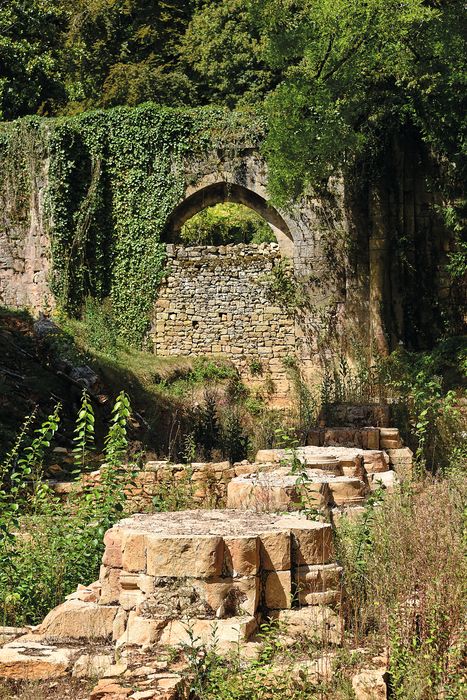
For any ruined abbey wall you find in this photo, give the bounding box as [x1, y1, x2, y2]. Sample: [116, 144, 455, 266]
[151, 243, 296, 394]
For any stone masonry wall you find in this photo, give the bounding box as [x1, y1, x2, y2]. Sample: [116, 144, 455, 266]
[151, 243, 296, 395]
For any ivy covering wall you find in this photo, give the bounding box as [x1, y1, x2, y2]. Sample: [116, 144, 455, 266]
[0, 105, 266, 345]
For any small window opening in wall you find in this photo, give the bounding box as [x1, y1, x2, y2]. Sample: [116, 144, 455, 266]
[219, 312, 227, 321]
[192, 320, 199, 329]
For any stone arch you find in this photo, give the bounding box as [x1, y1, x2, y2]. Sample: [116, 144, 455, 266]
[166, 181, 294, 257]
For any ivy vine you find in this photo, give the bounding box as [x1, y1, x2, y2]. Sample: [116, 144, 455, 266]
[0, 104, 265, 346]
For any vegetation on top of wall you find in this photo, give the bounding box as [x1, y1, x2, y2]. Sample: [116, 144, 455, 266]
[180, 202, 274, 245]
[0, 105, 266, 346]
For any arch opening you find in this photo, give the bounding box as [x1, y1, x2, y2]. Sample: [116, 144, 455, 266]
[165, 182, 293, 257]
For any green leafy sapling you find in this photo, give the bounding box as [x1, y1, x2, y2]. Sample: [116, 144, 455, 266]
[104, 391, 131, 468]
[72, 390, 95, 471]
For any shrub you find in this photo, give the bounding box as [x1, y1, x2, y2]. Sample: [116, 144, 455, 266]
[0, 391, 133, 625]
[336, 476, 467, 699]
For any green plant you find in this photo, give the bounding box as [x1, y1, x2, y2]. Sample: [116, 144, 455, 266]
[335, 476, 466, 699]
[72, 390, 95, 471]
[221, 410, 249, 465]
[104, 390, 131, 467]
[249, 357, 263, 376]
[194, 390, 221, 460]
[0, 392, 136, 625]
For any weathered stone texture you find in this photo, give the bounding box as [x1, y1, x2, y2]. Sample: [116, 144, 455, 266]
[151, 243, 296, 395]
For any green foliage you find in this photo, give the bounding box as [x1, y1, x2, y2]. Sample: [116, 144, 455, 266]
[261, 259, 305, 311]
[72, 390, 95, 470]
[249, 0, 466, 202]
[0, 0, 67, 120]
[193, 390, 221, 461]
[81, 296, 119, 358]
[336, 477, 466, 700]
[382, 342, 467, 473]
[179, 0, 277, 108]
[0, 106, 265, 347]
[221, 410, 249, 465]
[180, 202, 273, 245]
[0, 0, 275, 118]
[0, 393, 135, 625]
[104, 390, 130, 467]
[151, 468, 195, 513]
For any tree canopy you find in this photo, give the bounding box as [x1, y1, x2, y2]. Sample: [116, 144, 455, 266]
[0, 0, 465, 202]
[249, 0, 466, 198]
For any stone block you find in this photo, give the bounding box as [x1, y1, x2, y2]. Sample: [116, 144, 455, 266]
[361, 428, 380, 450]
[327, 477, 368, 505]
[72, 653, 114, 678]
[112, 609, 128, 641]
[159, 616, 256, 647]
[0, 642, 75, 680]
[387, 448, 413, 480]
[259, 530, 291, 571]
[116, 611, 167, 647]
[121, 531, 146, 572]
[146, 535, 224, 578]
[102, 528, 123, 568]
[362, 450, 390, 473]
[223, 536, 259, 576]
[119, 589, 145, 611]
[289, 522, 334, 566]
[352, 669, 388, 699]
[195, 576, 259, 617]
[297, 589, 340, 606]
[295, 563, 342, 595]
[99, 566, 121, 605]
[264, 570, 292, 609]
[274, 606, 341, 645]
[369, 470, 400, 494]
[39, 600, 117, 641]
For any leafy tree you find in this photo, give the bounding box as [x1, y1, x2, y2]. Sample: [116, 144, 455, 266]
[180, 0, 278, 107]
[0, 0, 67, 119]
[180, 202, 274, 245]
[248, 0, 466, 201]
[62, 0, 196, 111]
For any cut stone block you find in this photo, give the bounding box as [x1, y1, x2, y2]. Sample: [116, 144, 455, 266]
[287, 521, 334, 566]
[352, 669, 388, 699]
[387, 447, 413, 480]
[327, 476, 368, 505]
[121, 531, 146, 572]
[274, 605, 341, 645]
[223, 535, 259, 576]
[102, 528, 123, 568]
[298, 589, 340, 606]
[369, 470, 400, 493]
[146, 535, 224, 578]
[119, 589, 145, 611]
[0, 641, 75, 679]
[361, 428, 380, 450]
[39, 600, 117, 641]
[99, 566, 121, 605]
[295, 563, 342, 595]
[259, 530, 291, 570]
[194, 576, 259, 617]
[227, 469, 332, 512]
[264, 570, 292, 609]
[72, 653, 114, 679]
[159, 616, 257, 647]
[112, 609, 128, 642]
[117, 611, 167, 647]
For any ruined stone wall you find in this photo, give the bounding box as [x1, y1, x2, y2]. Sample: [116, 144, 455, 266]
[151, 242, 296, 395]
[0, 158, 51, 310]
